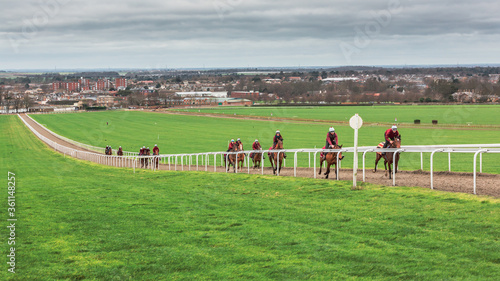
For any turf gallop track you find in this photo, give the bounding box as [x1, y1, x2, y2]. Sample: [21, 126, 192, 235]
[19, 114, 500, 197]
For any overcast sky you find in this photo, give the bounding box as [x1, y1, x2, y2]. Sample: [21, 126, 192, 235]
[1, 0, 499, 70]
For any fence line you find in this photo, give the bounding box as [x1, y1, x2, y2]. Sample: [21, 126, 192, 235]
[19, 114, 500, 195]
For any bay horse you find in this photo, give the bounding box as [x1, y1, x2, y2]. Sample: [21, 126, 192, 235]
[269, 139, 284, 175]
[225, 144, 238, 173]
[236, 143, 245, 171]
[318, 144, 344, 179]
[374, 137, 401, 179]
[250, 150, 262, 168]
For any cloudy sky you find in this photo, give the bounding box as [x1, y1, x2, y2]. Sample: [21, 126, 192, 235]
[1, 0, 499, 70]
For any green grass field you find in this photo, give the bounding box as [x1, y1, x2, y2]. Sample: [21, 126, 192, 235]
[172, 105, 500, 126]
[31, 111, 500, 174]
[1, 115, 499, 280]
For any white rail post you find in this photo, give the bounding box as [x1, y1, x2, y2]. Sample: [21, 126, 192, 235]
[420, 152, 423, 170]
[308, 152, 311, 168]
[393, 149, 404, 186]
[225, 154, 229, 173]
[276, 151, 281, 176]
[294, 151, 299, 177]
[205, 153, 208, 171]
[479, 147, 483, 173]
[235, 152, 239, 174]
[261, 151, 265, 175]
[336, 149, 341, 181]
[430, 149, 444, 190]
[448, 152, 451, 172]
[313, 151, 318, 179]
[473, 149, 488, 195]
[363, 149, 374, 182]
[214, 154, 217, 172]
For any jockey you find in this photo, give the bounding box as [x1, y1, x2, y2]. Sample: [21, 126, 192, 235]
[146, 147, 151, 155]
[326, 127, 339, 148]
[139, 146, 145, 155]
[272, 130, 286, 158]
[117, 146, 123, 156]
[252, 139, 261, 150]
[322, 127, 343, 160]
[236, 138, 243, 150]
[272, 130, 283, 148]
[152, 144, 159, 155]
[383, 125, 400, 148]
[382, 125, 400, 155]
[251, 139, 262, 159]
[227, 139, 235, 152]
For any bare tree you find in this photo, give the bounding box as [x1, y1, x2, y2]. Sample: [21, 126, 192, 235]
[23, 94, 34, 111]
[13, 95, 22, 113]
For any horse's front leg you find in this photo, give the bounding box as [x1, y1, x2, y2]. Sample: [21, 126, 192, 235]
[374, 154, 381, 172]
[324, 163, 330, 179]
[319, 158, 324, 175]
[388, 162, 392, 179]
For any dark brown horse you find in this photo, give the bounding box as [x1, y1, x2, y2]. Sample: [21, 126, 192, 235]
[374, 137, 401, 179]
[269, 139, 284, 175]
[318, 144, 344, 179]
[153, 150, 160, 169]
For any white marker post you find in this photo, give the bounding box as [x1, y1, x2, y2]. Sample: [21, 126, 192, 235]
[349, 114, 363, 188]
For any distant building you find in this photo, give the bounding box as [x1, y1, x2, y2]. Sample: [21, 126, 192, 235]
[96, 79, 110, 91]
[96, 95, 115, 107]
[115, 78, 127, 89]
[175, 91, 228, 98]
[230, 91, 260, 99]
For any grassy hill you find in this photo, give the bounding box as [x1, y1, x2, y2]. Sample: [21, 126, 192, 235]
[1, 115, 499, 279]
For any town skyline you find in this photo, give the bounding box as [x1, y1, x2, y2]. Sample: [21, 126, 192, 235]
[2, 0, 500, 70]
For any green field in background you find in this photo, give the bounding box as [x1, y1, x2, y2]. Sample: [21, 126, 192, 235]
[1, 115, 499, 280]
[172, 105, 500, 126]
[31, 111, 500, 173]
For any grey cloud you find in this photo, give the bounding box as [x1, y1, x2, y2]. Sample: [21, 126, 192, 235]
[1, 0, 499, 68]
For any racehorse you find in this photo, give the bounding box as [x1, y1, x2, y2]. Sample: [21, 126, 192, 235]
[225, 144, 238, 173]
[250, 150, 262, 168]
[318, 144, 344, 179]
[374, 137, 401, 179]
[153, 150, 160, 169]
[269, 139, 284, 175]
[144, 148, 151, 168]
[236, 143, 245, 171]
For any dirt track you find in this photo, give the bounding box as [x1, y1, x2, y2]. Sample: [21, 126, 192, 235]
[20, 114, 500, 198]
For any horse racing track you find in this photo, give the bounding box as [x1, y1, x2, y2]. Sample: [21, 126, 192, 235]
[19, 114, 500, 198]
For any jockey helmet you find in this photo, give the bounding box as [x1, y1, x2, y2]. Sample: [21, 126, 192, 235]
[237, 138, 241, 141]
[329, 127, 335, 132]
[255, 139, 258, 142]
[276, 130, 280, 133]
[155, 144, 157, 146]
[143, 146, 146, 148]
[392, 125, 397, 130]
[231, 139, 235, 142]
